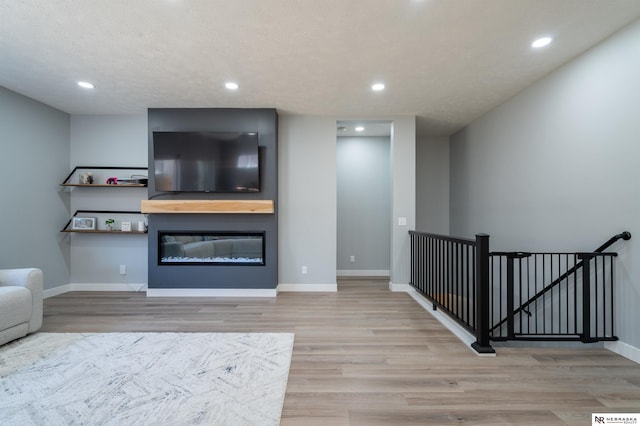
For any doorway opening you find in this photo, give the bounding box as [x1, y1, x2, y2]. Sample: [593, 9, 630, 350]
[336, 120, 392, 282]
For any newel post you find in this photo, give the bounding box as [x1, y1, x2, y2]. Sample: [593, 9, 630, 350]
[471, 233, 495, 354]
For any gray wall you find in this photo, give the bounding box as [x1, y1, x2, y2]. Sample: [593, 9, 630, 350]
[416, 135, 449, 234]
[450, 20, 640, 350]
[69, 115, 148, 286]
[390, 117, 416, 286]
[0, 87, 70, 289]
[278, 115, 337, 286]
[337, 136, 390, 274]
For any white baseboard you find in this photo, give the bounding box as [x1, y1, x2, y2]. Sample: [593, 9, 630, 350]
[277, 283, 338, 292]
[45, 283, 339, 297]
[146, 288, 277, 297]
[395, 285, 495, 357]
[44, 285, 72, 298]
[44, 283, 147, 298]
[605, 340, 640, 364]
[337, 270, 390, 277]
[388, 281, 412, 292]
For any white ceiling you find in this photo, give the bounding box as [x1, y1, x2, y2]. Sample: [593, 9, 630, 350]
[2, 1, 640, 136]
[337, 120, 391, 137]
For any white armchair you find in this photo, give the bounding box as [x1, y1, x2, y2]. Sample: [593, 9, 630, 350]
[0, 268, 43, 346]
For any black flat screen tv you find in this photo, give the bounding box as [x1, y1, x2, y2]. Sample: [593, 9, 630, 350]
[153, 131, 260, 193]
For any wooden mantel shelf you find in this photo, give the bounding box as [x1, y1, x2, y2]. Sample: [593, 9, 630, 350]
[141, 199, 274, 214]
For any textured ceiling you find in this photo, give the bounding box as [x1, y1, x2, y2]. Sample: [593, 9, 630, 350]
[2, 0, 640, 136]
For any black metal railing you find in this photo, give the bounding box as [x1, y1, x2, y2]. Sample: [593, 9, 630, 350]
[409, 231, 630, 353]
[409, 231, 493, 354]
[489, 251, 618, 342]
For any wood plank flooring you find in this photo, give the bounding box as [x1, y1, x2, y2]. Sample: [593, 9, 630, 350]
[41, 278, 640, 425]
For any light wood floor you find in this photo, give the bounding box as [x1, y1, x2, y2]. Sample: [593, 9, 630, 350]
[42, 278, 640, 425]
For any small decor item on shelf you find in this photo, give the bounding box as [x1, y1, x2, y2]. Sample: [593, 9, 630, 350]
[121, 221, 132, 232]
[106, 177, 118, 185]
[105, 218, 115, 231]
[72, 217, 96, 230]
[79, 172, 94, 184]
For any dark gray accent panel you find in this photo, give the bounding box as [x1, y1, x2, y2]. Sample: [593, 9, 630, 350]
[147, 108, 278, 289]
[148, 214, 276, 289]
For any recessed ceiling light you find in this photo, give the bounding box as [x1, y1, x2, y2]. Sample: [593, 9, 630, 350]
[225, 82, 239, 90]
[372, 83, 385, 91]
[355, 126, 365, 132]
[77, 81, 94, 89]
[531, 37, 553, 48]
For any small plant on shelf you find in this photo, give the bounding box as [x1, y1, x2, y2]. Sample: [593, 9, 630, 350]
[105, 218, 115, 231]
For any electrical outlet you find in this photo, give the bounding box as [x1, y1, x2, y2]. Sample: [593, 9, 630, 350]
[350, 255, 355, 263]
[301, 266, 308, 274]
[119, 265, 127, 275]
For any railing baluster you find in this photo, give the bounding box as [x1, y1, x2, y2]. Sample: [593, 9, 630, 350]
[595, 255, 600, 337]
[604, 256, 608, 337]
[524, 257, 529, 334]
[447, 240, 451, 311]
[499, 255, 504, 338]
[420, 235, 424, 294]
[573, 254, 578, 334]
[464, 243, 468, 323]
[580, 254, 592, 343]
[534, 254, 539, 335]
[542, 254, 547, 333]
[430, 236, 435, 297]
[437, 239, 442, 306]
[609, 256, 615, 338]
[564, 254, 568, 335]
[456, 242, 460, 319]
[471, 246, 476, 329]
[416, 235, 419, 292]
[506, 255, 515, 339]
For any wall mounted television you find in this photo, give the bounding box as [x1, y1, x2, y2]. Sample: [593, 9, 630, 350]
[153, 131, 260, 193]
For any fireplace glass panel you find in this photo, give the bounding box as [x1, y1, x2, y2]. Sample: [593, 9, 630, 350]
[159, 232, 265, 265]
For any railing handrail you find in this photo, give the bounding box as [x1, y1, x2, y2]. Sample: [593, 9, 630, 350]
[491, 251, 618, 256]
[409, 230, 475, 245]
[489, 232, 631, 333]
[594, 231, 632, 252]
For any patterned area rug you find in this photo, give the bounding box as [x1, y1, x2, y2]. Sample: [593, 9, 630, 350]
[0, 332, 294, 425]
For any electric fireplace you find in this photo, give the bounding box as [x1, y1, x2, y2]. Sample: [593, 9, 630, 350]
[159, 232, 265, 266]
